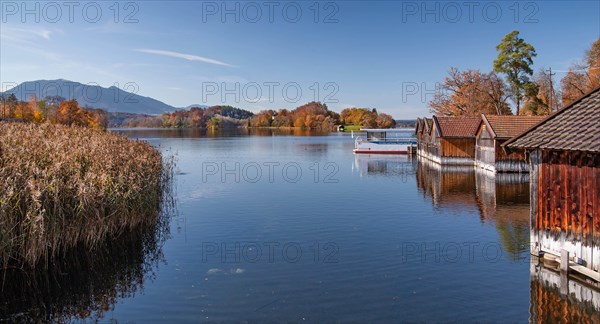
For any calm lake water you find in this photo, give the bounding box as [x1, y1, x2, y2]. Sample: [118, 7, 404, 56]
[2, 129, 598, 322]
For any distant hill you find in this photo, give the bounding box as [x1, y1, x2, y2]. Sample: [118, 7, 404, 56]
[1, 79, 177, 115]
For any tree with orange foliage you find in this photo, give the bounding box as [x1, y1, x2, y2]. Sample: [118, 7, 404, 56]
[250, 110, 274, 127]
[85, 108, 109, 129]
[339, 107, 395, 128]
[271, 109, 292, 127]
[429, 68, 512, 116]
[375, 113, 396, 128]
[189, 107, 205, 127]
[293, 116, 305, 128]
[521, 69, 561, 116]
[560, 38, 600, 106]
[56, 99, 87, 126]
[560, 70, 588, 105]
[586, 38, 600, 89]
[0, 95, 108, 129]
[340, 108, 371, 126]
[249, 102, 336, 129]
[29, 97, 44, 122]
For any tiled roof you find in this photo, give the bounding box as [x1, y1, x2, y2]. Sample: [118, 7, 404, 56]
[505, 86, 600, 153]
[433, 116, 481, 138]
[415, 118, 423, 134]
[483, 115, 546, 139]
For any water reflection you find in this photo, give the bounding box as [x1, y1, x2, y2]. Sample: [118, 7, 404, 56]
[411, 157, 600, 321]
[474, 170, 530, 261]
[352, 154, 417, 178]
[296, 143, 330, 156]
[414, 157, 530, 261]
[415, 158, 477, 212]
[530, 261, 600, 323]
[0, 206, 171, 322]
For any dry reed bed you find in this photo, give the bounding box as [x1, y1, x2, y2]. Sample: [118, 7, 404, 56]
[0, 122, 172, 268]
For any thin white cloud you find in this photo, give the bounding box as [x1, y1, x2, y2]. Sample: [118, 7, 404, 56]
[0, 26, 63, 61]
[135, 49, 236, 67]
[34, 29, 52, 40]
[1, 27, 53, 41]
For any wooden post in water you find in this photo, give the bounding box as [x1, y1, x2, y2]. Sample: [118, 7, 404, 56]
[560, 249, 569, 273]
[559, 270, 569, 297]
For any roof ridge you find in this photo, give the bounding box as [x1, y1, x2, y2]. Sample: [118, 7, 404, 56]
[503, 86, 600, 152]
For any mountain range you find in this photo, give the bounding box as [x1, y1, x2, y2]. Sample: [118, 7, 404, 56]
[1, 79, 181, 115]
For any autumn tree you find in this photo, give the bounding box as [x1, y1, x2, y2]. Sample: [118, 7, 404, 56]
[250, 110, 274, 127]
[37, 99, 49, 120]
[85, 108, 109, 129]
[28, 96, 43, 122]
[189, 107, 206, 127]
[428, 68, 511, 116]
[246, 102, 338, 130]
[482, 72, 512, 115]
[0, 95, 6, 118]
[493, 30, 537, 115]
[270, 109, 292, 127]
[0, 93, 18, 118]
[521, 69, 560, 115]
[375, 113, 396, 128]
[521, 83, 547, 116]
[560, 37, 600, 106]
[339, 107, 395, 128]
[341, 108, 374, 126]
[586, 37, 600, 88]
[13, 101, 30, 120]
[206, 116, 221, 129]
[56, 99, 87, 126]
[561, 70, 589, 105]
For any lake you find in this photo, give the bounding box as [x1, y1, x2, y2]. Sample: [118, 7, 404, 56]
[1, 129, 597, 322]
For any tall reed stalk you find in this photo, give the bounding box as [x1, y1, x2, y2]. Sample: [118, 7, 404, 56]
[0, 122, 173, 268]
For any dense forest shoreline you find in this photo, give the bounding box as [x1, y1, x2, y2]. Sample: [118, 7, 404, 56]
[108, 102, 399, 130]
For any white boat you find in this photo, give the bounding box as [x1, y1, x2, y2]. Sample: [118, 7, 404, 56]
[353, 129, 416, 154]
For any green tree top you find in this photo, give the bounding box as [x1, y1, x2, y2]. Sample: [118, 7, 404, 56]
[493, 30, 537, 115]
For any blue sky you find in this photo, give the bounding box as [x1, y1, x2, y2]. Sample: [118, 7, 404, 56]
[1, 1, 599, 118]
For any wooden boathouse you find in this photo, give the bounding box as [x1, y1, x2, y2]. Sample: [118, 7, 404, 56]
[475, 115, 546, 173]
[419, 116, 480, 165]
[505, 86, 600, 280]
[416, 117, 433, 159]
[415, 118, 424, 153]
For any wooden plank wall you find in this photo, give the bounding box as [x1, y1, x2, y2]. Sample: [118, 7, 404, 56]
[530, 150, 541, 253]
[476, 127, 495, 165]
[441, 138, 475, 158]
[537, 150, 598, 241]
